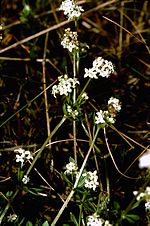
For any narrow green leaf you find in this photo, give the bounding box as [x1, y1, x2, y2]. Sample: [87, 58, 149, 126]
[26, 221, 33, 226]
[42, 220, 49, 226]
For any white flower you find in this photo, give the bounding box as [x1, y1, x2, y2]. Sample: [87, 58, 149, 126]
[95, 110, 105, 124]
[22, 175, 30, 184]
[108, 97, 121, 112]
[84, 57, 114, 79]
[133, 190, 145, 201]
[95, 110, 115, 126]
[61, 28, 79, 53]
[66, 105, 79, 119]
[104, 220, 112, 226]
[59, 0, 84, 20]
[14, 148, 26, 165]
[15, 153, 25, 164]
[7, 213, 17, 222]
[83, 170, 99, 191]
[64, 161, 78, 175]
[24, 150, 33, 160]
[84, 68, 98, 79]
[133, 187, 150, 202]
[87, 213, 104, 226]
[52, 74, 79, 97]
[145, 201, 150, 211]
[146, 187, 150, 196]
[14, 148, 33, 166]
[81, 92, 89, 100]
[139, 149, 150, 169]
[133, 190, 138, 196]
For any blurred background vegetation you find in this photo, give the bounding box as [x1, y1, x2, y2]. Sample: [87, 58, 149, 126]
[0, 0, 150, 225]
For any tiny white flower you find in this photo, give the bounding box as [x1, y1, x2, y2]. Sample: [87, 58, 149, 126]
[22, 175, 30, 184]
[146, 187, 150, 196]
[87, 213, 104, 226]
[108, 97, 121, 112]
[25, 150, 33, 160]
[104, 220, 112, 226]
[133, 187, 150, 202]
[105, 112, 115, 124]
[66, 105, 79, 119]
[83, 170, 99, 191]
[133, 191, 138, 196]
[15, 148, 25, 165]
[64, 161, 78, 175]
[52, 74, 79, 97]
[95, 108, 116, 126]
[84, 68, 98, 79]
[139, 149, 150, 169]
[7, 213, 17, 222]
[84, 57, 114, 79]
[15, 153, 25, 164]
[59, 0, 84, 20]
[95, 110, 105, 124]
[81, 92, 89, 100]
[14, 148, 33, 166]
[145, 201, 150, 211]
[61, 28, 79, 53]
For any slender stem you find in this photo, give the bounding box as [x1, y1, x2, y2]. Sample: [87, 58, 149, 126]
[73, 53, 77, 162]
[118, 1, 124, 62]
[0, 82, 55, 128]
[77, 78, 91, 103]
[104, 159, 110, 201]
[78, 194, 86, 226]
[103, 127, 136, 180]
[51, 127, 100, 225]
[73, 120, 77, 162]
[26, 116, 66, 176]
[42, 32, 51, 139]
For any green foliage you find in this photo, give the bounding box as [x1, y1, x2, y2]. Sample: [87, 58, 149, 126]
[42, 221, 49, 226]
[26, 221, 33, 226]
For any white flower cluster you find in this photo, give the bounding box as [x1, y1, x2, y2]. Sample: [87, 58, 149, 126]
[133, 186, 150, 211]
[84, 57, 114, 79]
[83, 170, 99, 191]
[138, 149, 150, 169]
[61, 28, 79, 53]
[87, 213, 112, 226]
[81, 92, 89, 100]
[87, 213, 104, 226]
[66, 105, 79, 119]
[95, 110, 115, 125]
[7, 213, 17, 222]
[52, 74, 79, 97]
[14, 148, 33, 166]
[64, 161, 78, 175]
[59, 0, 84, 20]
[95, 97, 121, 126]
[22, 175, 30, 184]
[108, 97, 121, 113]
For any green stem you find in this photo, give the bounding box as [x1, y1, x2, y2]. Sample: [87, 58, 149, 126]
[77, 78, 91, 103]
[51, 127, 100, 225]
[26, 116, 66, 176]
[78, 194, 86, 226]
[104, 157, 110, 201]
[73, 53, 77, 162]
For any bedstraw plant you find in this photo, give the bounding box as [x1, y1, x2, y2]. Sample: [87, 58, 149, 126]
[0, 0, 149, 225]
